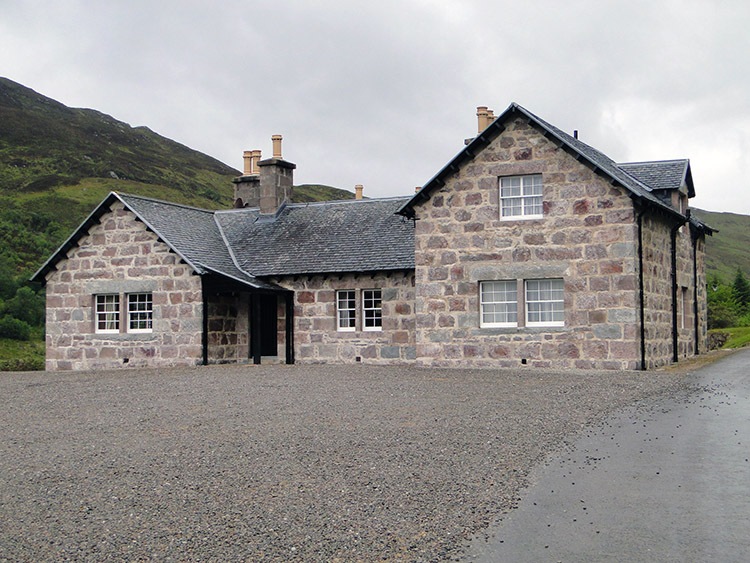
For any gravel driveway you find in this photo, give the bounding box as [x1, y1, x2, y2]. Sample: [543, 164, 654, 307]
[0, 363, 694, 562]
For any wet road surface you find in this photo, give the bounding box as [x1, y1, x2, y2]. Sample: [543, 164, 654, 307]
[461, 349, 750, 562]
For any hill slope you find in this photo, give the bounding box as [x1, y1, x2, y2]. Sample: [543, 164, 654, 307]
[0, 77, 352, 277]
[692, 209, 750, 282]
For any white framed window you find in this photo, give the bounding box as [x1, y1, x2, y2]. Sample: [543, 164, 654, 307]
[95, 294, 120, 333]
[480, 281, 518, 327]
[128, 293, 153, 332]
[525, 279, 564, 327]
[337, 290, 356, 332]
[362, 289, 382, 331]
[500, 174, 543, 219]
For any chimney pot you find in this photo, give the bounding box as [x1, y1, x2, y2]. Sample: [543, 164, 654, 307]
[355, 184, 364, 200]
[477, 106, 490, 133]
[243, 151, 253, 175]
[272, 135, 283, 159]
[415, 186, 421, 193]
[251, 150, 261, 174]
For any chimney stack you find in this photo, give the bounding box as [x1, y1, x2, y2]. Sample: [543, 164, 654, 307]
[232, 137, 295, 213]
[234, 149, 262, 207]
[355, 185, 364, 200]
[258, 135, 295, 215]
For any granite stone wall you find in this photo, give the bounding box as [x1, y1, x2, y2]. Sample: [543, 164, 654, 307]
[640, 213, 706, 368]
[412, 117, 642, 370]
[275, 271, 415, 363]
[44, 202, 203, 371]
[206, 293, 249, 364]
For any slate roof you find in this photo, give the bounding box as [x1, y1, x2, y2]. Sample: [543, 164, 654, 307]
[398, 102, 702, 224]
[618, 160, 695, 196]
[32, 193, 415, 288]
[116, 194, 281, 290]
[215, 197, 415, 276]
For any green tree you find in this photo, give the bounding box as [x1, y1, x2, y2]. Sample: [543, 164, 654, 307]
[732, 268, 750, 313]
[707, 274, 739, 329]
[0, 316, 31, 340]
[2, 286, 45, 326]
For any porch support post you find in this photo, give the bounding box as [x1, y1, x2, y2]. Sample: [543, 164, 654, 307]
[251, 295, 262, 365]
[201, 277, 208, 366]
[285, 292, 295, 364]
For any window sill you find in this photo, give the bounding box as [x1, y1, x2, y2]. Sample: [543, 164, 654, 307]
[472, 325, 569, 336]
[499, 215, 544, 222]
[90, 332, 157, 341]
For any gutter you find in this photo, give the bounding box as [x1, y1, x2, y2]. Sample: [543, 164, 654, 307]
[670, 215, 689, 363]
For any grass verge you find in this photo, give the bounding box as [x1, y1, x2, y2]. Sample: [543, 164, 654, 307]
[0, 336, 45, 371]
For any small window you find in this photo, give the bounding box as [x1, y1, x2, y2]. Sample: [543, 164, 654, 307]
[96, 294, 120, 333]
[337, 290, 356, 332]
[500, 174, 543, 219]
[480, 281, 518, 327]
[526, 279, 564, 326]
[128, 293, 153, 332]
[362, 289, 382, 331]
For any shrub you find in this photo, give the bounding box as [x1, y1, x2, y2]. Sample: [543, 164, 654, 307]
[3, 286, 45, 326]
[0, 316, 31, 340]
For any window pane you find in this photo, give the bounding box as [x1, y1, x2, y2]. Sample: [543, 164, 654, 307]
[480, 281, 517, 326]
[96, 294, 120, 332]
[337, 290, 356, 330]
[363, 289, 382, 330]
[501, 175, 543, 218]
[128, 293, 153, 332]
[525, 279, 564, 326]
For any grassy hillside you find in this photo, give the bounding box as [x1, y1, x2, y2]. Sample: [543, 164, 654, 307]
[692, 209, 750, 282]
[0, 77, 352, 277]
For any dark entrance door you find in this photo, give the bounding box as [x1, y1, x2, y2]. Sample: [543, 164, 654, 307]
[258, 294, 277, 356]
[250, 294, 278, 363]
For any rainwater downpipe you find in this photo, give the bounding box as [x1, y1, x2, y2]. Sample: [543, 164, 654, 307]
[692, 225, 700, 356]
[670, 216, 689, 364]
[637, 210, 646, 370]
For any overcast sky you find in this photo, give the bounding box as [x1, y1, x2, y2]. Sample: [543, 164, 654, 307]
[2, 0, 749, 214]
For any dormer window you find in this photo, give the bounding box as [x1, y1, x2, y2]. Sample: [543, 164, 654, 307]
[500, 174, 543, 219]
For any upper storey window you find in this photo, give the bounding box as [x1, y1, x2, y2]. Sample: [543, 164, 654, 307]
[500, 174, 543, 219]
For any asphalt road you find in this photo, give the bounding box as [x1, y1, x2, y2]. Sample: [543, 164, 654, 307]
[461, 348, 750, 562]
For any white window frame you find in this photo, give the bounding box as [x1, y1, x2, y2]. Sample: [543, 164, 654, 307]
[128, 292, 153, 333]
[480, 281, 518, 328]
[362, 289, 382, 332]
[95, 294, 120, 333]
[500, 174, 543, 220]
[336, 290, 356, 332]
[525, 279, 564, 327]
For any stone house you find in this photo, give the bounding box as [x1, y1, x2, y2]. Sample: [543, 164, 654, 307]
[33, 103, 713, 371]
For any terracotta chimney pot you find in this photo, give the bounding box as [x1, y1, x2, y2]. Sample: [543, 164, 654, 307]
[251, 150, 261, 174]
[243, 151, 253, 176]
[355, 184, 364, 200]
[272, 135, 283, 159]
[477, 106, 489, 133]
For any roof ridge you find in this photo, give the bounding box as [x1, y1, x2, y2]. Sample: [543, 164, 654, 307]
[287, 196, 411, 208]
[618, 159, 688, 166]
[212, 213, 258, 278]
[116, 192, 215, 214]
